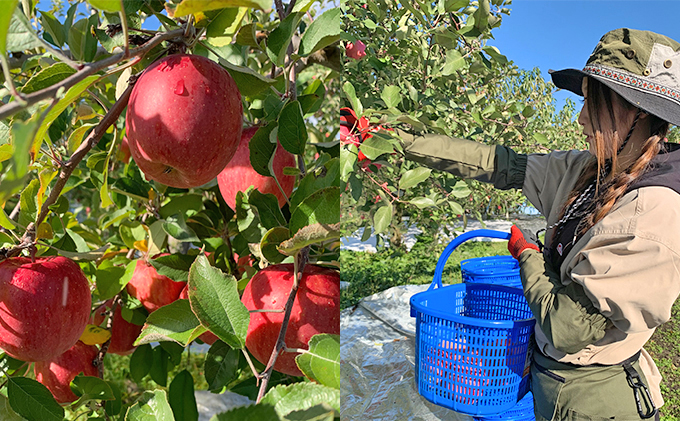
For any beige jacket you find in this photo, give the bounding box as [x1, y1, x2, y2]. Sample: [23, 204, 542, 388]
[524, 150, 680, 406]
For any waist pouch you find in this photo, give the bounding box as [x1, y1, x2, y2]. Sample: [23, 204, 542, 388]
[532, 350, 657, 420]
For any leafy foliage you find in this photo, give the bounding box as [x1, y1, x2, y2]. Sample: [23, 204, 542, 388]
[0, 0, 340, 419]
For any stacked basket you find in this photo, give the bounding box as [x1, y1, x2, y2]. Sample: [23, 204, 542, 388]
[410, 229, 536, 420]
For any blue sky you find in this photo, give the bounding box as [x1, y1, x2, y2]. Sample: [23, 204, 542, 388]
[490, 1, 680, 110]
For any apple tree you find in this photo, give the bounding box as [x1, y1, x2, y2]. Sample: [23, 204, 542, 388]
[0, 0, 341, 420]
[341, 0, 585, 248]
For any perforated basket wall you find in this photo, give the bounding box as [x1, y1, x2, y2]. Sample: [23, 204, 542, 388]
[461, 255, 522, 289]
[473, 392, 535, 421]
[410, 283, 535, 416]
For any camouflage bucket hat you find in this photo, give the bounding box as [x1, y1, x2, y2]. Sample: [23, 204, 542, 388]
[550, 28, 680, 126]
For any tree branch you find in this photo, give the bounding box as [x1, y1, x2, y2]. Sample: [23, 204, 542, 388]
[0, 28, 185, 121]
[256, 247, 310, 402]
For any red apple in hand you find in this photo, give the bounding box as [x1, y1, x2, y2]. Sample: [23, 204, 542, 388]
[126, 256, 186, 313]
[241, 264, 340, 376]
[179, 285, 219, 345]
[0, 256, 91, 362]
[217, 127, 296, 210]
[91, 300, 142, 356]
[125, 54, 243, 188]
[34, 341, 99, 403]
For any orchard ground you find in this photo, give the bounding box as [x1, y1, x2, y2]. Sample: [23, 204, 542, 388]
[340, 220, 680, 419]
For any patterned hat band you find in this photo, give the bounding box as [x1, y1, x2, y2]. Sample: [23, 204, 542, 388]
[583, 64, 680, 107]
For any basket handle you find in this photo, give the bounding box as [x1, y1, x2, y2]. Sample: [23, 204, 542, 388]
[429, 229, 511, 290]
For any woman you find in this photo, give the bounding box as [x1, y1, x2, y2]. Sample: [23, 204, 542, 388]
[400, 28, 680, 420]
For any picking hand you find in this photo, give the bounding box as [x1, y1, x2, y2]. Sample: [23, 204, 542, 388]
[508, 225, 540, 260]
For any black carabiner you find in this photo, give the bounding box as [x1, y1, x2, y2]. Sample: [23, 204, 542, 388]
[623, 362, 657, 419]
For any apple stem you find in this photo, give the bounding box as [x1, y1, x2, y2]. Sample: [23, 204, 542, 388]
[256, 247, 310, 402]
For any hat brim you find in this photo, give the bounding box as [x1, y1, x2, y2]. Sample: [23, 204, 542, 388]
[550, 68, 680, 127]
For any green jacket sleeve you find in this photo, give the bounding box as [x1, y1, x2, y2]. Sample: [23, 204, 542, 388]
[400, 130, 527, 190]
[519, 248, 612, 355]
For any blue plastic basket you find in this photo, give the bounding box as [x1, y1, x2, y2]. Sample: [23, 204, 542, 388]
[461, 255, 522, 289]
[473, 392, 535, 421]
[410, 230, 536, 416]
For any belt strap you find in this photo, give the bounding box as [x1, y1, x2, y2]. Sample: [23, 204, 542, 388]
[622, 361, 657, 419]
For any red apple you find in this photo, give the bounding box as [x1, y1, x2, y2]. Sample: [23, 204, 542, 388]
[345, 40, 367, 60]
[118, 136, 131, 164]
[125, 54, 243, 188]
[0, 256, 91, 362]
[241, 264, 340, 376]
[91, 300, 142, 356]
[217, 127, 296, 210]
[178, 285, 219, 345]
[125, 257, 186, 313]
[34, 341, 99, 403]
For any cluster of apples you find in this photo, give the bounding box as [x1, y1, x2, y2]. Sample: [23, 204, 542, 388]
[0, 54, 339, 402]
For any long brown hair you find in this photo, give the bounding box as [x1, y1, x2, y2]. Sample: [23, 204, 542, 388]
[557, 78, 669, 238]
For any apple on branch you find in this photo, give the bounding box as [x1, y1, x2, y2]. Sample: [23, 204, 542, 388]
[125, 54, 243, 188]
[217, 126, 296, 210]
[91, 299, 142, 356]
[0, 256, 92, 362]
[241, 264, 340, 377]
[34, 341, 99, 403]
[125, 255, 186, 313]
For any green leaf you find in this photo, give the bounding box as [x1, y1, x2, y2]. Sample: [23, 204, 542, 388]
[218, 57, 276, 97]
[159, 194, 204, 219]
[163, 213, 200, 243]
[8, 115, 39, 180]
[67, 15, 98, 62]
[533, 132, 548, 144]
[450, 180, 471, 198]
[0, 394, 22, 421]
[295, 334, 340, 389]
[249, 190, 287, 229]
[105, 382, 123, 417]
[96, 259, 136, 300]
[261, 383, 340, 417]
[299, 79, 325, 115]
[248, 123, 277, 177]
[449, 200, 464, 215]
[298, 8, 341, 57]
[21, 63, 76, 95]
[6, 9, 42, 53]
[87, 0, 122, 12]
[125, 390, 176, 421]
[66, 123, 94, 156]
[442, 49, 466, 76]
[119, 221, 146, 249]
[18, 178, 39, 227]
[135, 300, 205, 347]
[278, 101, 308, 155]
[39, 11, 64, 47]
[342, 82, 363, 117]
[174, 0, 270, 17]
[33, 75, 99, 157]
[261, 226, 291, 264]
[187, 255, 250, 349]
[70, 375, 115, 402]
[0, 0, 20, 55]
[148, 219, 167, 257]
[0, 207, 16, 230]
[373, 204, 392, 235]
[340, 146, 356, 183]
[129, 344, 153, 383]
[7, 377, 64, 421]
[266, 12, 301, 66]
[169, 370, 198, 421]
[210, 404, 279, 421]
[149, 346, 170, 387]
[409, 197, 437, 209]
[359, 133, 394, 161]
[522, 106, 536, 118]
[278, 223, 339, 256]
[473, 0, 490, 31]
[399, 167, 431, 190]
[290, 158, 339, 210]
[482, 45, 507, 64]
[205, 7, 247, 46]
[381, 85, 401, 109]
[289, 186, 340, 235]
[204, 341, 239, 392]
[149, 254, 197, 283]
